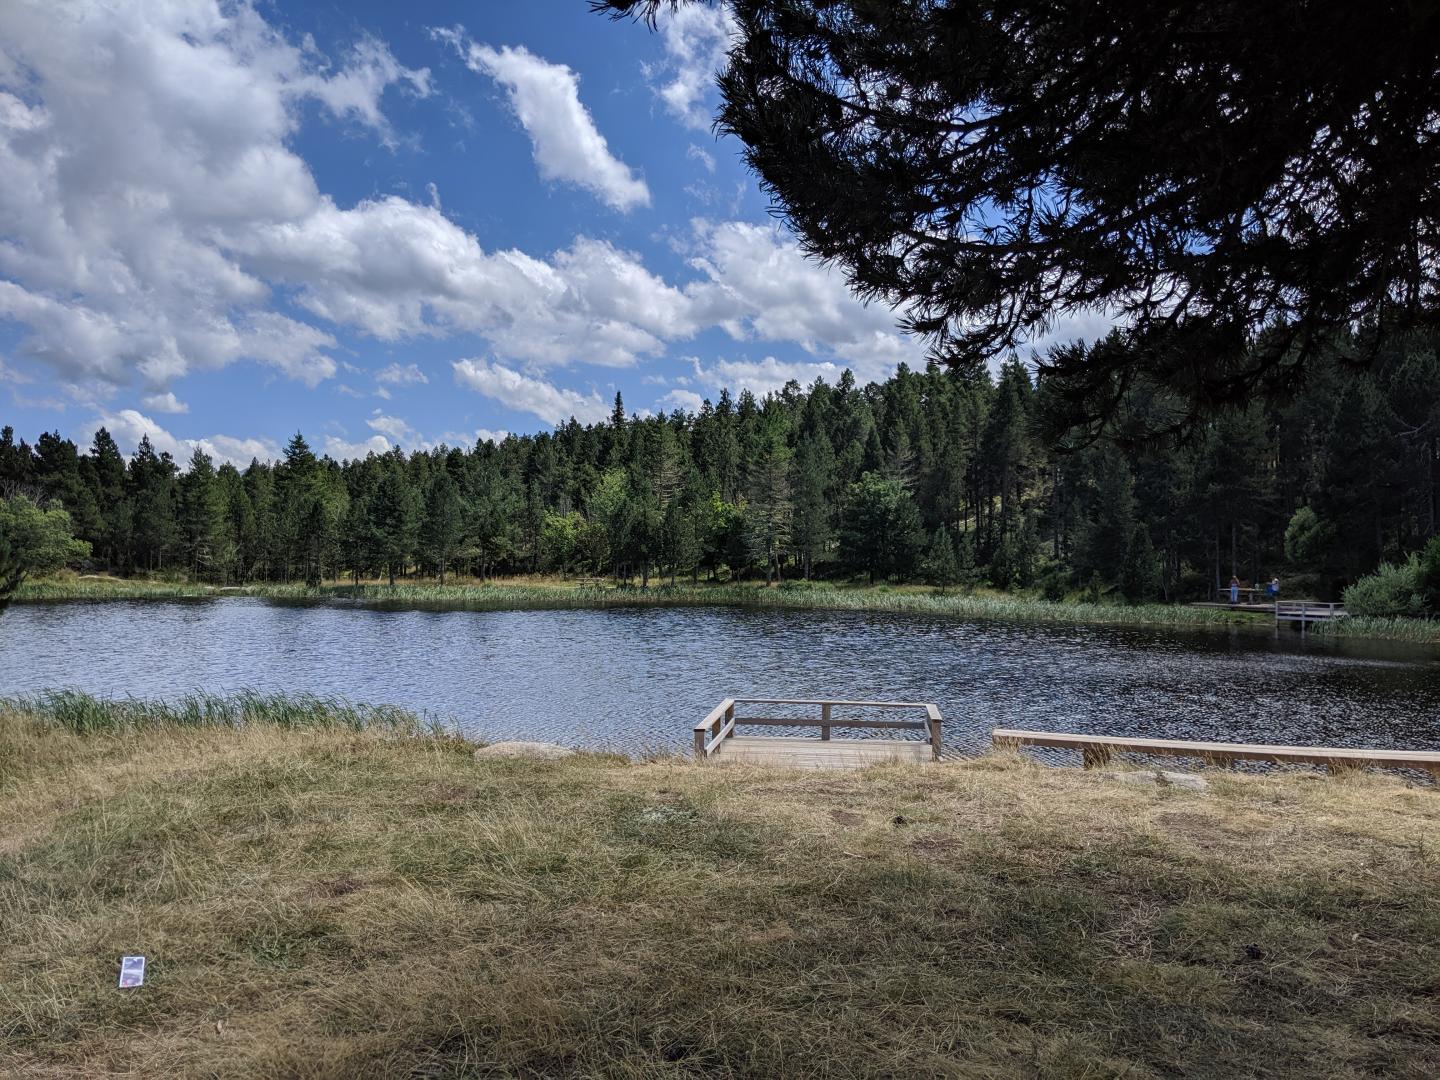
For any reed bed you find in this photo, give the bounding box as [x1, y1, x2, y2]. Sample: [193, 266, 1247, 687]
[0, 689, 439, 736]
[24, 574, 1440, 642]
[1313, 613, 1440, 644]
[205, 579, 1259, 629]
[14, 577, 217, 601]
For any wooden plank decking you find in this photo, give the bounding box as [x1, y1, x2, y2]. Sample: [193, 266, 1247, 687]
[714, 735, 934, 769]
[993, 728, 1440, 774]
[696, 697, 942, 769]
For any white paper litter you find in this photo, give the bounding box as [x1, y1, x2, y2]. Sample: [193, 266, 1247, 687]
[118, 956, 145, 988]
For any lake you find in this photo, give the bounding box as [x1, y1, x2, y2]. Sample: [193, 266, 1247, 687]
[2, 598, 1438, 756]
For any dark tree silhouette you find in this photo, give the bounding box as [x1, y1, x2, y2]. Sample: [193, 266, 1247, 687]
[596, 1, 1440, 429]
[0, 533, 24, 614]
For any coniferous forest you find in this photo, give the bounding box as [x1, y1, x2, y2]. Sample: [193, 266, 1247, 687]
[5, 333, 1440, 604]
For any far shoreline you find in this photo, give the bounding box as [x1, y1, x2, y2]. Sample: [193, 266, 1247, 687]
[13, 573, 1440, 647]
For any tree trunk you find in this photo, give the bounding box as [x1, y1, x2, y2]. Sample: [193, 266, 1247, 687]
[1429, 434, 1439, 537]
[1213, 528, 1221, 597]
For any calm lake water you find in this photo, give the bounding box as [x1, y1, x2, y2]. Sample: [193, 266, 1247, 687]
[1, 598, 1438, 756]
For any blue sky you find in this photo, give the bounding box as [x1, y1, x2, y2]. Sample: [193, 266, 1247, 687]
[0, 1, 1096, 465]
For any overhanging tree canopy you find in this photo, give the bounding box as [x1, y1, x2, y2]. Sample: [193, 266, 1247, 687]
[597, 0, 1440, 430]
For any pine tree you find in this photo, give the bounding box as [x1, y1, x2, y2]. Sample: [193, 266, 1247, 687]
[955, 530, 981, 590]
[1120, 524, 1162, 603]
[128, 437, 178, 572]
[1073, 448, 1138, 589]
[0, 530, 24, 614]
[744, 434, 793, 584]
[422, 470, 465, 584]
[218, 464, 254, 583]
[87, 428, 128, 567]
[372, 461, 420, 586]
[790, 423, 835, 579]
[178, 448, 225, 580]
[923, 528, 960, 592]
[840, 472, 924, 583]
[275, 432, 320, 582]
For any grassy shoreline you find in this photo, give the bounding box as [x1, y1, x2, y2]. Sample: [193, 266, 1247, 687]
[15, 573, 1279, 630]
[3, 695, 1437, 1076]
[16, 571, 1440, 644]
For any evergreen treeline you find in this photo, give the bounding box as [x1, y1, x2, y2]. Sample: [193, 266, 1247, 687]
[4, 334, 1440, 601]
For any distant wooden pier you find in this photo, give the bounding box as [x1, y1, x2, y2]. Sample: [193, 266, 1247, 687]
[695, 697, 942, 769]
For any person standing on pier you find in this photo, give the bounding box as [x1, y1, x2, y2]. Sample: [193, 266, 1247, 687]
[1229, 576, 1240, 604]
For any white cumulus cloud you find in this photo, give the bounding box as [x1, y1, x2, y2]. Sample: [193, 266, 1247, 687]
[650, 4, 738, 129]
[657, 388, 704, 413]
[0, 0, 425, 395]
[367, 411, 417, 442]
[141, 391, 189, 414]
[453, 359, 609, 425]
[92, 409, 280, 467]
[375, 362, 429, 386]
[0, 1, 928, 423]
[323, 434, 392, 461]
[690, 355, 847, 398]
[440, 31, 649, 212]
[685, 220, 919, 383]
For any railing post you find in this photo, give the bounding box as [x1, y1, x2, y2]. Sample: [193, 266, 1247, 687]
[694, 726, 707, 759]
[725, 701, 735, 738]
[928, 706, 942, 760]
[820, 702, 831, 741]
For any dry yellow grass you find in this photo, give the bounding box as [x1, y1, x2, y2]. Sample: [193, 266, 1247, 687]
[2, 710, 1438, 1077]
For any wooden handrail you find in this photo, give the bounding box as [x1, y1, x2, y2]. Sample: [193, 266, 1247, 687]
[693, 698, 736, 758]
[726, 697, 936, 708]
[992, 728, 1440, 774]
[696, 697, 943, 759]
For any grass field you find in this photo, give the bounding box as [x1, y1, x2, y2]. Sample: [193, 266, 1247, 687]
[2, 694, 1438, 1077]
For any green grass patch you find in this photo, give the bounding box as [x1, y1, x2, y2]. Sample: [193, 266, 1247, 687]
[1315, 612, 1440, 644]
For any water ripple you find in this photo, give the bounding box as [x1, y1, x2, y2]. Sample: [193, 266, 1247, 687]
[1, 599, 1437, 754]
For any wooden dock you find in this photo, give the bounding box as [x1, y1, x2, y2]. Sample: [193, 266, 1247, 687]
[992, 728, 1440, 775]
[1274, 600, 1346, 627]
[1188, 599, 1348, 626]
[1189, 601, 1276, 614]
[695, 697, 942, 769]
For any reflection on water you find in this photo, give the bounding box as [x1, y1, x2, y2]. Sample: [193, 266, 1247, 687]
[1, 598, 1437, 754]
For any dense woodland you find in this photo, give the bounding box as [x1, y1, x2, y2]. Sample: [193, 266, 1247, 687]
[4, 332, 1440, 602]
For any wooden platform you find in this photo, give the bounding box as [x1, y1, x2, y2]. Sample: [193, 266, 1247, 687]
[993, 728, 1440, 774]
[713, 735, 934, 769]
[1189, 601, 1276, 614]
[1275, 600, 1346, 625]
[695, 697, 942, 769]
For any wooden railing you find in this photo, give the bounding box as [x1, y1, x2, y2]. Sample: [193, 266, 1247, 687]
[694, 698, 943, 760]
[992, 728, 1440, 774]
[1275, 600, 1345, 623]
